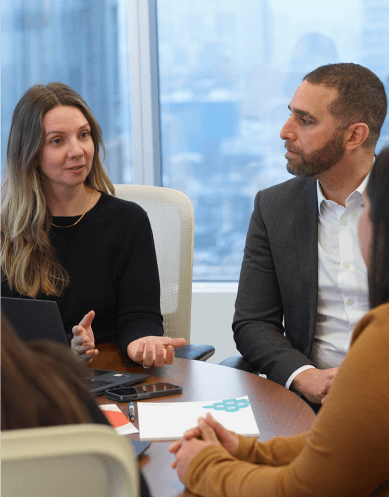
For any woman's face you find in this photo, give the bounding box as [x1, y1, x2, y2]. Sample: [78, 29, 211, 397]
[39, 105, 95, 191]
[358, 191, 373, 267]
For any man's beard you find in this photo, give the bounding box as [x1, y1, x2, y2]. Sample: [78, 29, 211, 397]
[285, 131, 345, 177]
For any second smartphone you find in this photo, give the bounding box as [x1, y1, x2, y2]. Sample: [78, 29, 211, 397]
[105, 382, 183, 402]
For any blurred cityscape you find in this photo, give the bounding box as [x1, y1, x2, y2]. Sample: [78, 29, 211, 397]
[1, 0, 133, 184]
[158, 0, 389, 279]
[2, 0, 389, 281]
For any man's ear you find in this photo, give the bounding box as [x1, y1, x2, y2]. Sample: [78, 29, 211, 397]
[344, 123, 370, 150]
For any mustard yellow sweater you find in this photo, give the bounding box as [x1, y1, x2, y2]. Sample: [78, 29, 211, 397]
[185, 303, 389, 497]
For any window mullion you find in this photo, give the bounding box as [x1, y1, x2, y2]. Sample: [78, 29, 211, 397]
[128, 0, 162, 186]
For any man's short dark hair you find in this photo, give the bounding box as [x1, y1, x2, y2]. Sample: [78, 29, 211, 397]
[304, 63, 387, 149]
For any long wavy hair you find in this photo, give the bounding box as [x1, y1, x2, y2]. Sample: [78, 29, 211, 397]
[1, 314, 94, 429]
[366, 147, 389, 309]
[1, 82, 115, 297]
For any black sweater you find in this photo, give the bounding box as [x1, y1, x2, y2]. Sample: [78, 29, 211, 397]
[2, 193, 164, 357]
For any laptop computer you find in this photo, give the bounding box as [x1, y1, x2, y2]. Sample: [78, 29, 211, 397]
[1, 297, 150, 395]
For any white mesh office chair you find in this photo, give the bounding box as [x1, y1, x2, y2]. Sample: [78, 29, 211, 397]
[1, 424, 139, 497]
[114, 185, 214, 360]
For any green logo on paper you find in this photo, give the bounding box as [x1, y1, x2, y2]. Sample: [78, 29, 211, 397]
[203, 398, 250, 412]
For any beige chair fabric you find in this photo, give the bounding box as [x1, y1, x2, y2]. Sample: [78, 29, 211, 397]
[1, 424, 139, 497]
[114, 185, 193, 344]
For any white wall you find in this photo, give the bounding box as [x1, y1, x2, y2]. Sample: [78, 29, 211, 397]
[190, 284, 239, 364]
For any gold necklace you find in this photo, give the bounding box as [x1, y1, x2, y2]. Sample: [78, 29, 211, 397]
[51, 190, 95, 228]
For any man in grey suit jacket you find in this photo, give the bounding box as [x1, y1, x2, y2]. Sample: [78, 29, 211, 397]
[232, 63, 387, 407]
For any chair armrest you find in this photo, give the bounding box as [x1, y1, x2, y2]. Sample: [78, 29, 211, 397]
[175, 344, 215, 361]
[219, 355, 258, 373]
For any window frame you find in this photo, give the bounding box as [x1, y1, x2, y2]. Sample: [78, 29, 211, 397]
[128, 0, 162, 186]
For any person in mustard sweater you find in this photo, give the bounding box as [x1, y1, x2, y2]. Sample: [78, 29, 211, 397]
[168, 146, 389, 496]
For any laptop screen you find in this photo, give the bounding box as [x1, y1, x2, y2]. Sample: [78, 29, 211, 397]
[1, 297, 68, 346]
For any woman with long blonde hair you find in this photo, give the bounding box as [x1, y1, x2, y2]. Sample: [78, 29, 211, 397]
[1, 82, 185, 366]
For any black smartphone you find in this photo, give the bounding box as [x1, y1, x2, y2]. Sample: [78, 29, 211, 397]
[105, 382, 183, 402]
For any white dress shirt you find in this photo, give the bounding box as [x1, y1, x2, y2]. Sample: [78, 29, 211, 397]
[285, 173, 370, 389]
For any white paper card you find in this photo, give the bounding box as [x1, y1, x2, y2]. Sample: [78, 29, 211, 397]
[137, 395, 259, 441]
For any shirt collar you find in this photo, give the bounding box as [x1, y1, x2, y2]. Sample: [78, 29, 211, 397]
[316, 160, 373, 213]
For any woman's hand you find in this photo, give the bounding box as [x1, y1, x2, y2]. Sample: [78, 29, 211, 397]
[169, 415, 223, 483]
[71, 310, 98, 362]
[169, 412, 239, 466]
[127, 336, 186, 368]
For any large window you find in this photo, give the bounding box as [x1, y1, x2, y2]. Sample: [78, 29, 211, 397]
[2, 0, 389, 282]
[157, 0, 389, 280]
[1, 0, 133, 183]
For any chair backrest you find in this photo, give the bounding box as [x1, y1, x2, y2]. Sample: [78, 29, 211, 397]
[114, 185, 193, 343]
[1, 424, 139, 497]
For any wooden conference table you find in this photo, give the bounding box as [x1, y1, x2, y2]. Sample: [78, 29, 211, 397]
[92, 343, 315, 497]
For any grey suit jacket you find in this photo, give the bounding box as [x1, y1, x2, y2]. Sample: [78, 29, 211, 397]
[233, 176, 319, 386]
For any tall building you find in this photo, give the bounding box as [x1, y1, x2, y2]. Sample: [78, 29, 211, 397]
[1, 0, 132, 181]
[361, 0, 389, 80]
[361, 0, 389, 149]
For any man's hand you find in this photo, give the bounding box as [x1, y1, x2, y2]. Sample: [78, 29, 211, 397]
[127, 336, 186, 368]
[290, 367, 339, 404]
[169, 412, 239, 463]
[71, 310, 98, 362]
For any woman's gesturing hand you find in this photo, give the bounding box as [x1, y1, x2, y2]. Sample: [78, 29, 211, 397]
[71, 310, 98, 362]
[127, 336, 186, 368]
